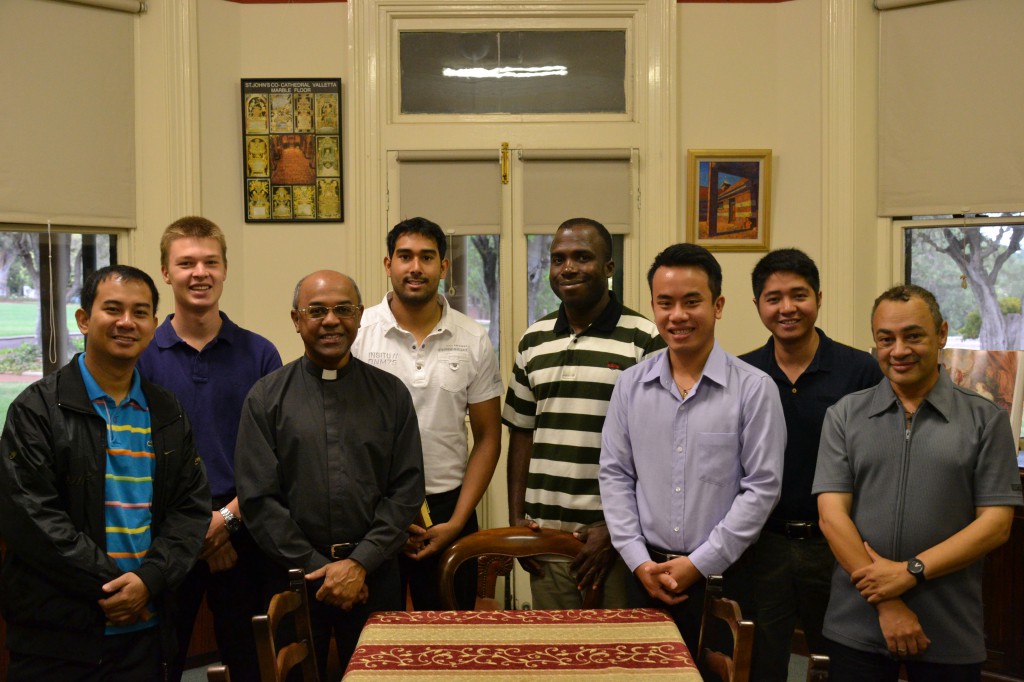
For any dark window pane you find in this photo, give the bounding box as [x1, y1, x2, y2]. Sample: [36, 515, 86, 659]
[400, 31, 627, 115]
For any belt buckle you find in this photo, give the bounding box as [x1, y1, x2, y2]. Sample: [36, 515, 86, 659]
[785, 522, 815, 540]
[329, 542, 355, 560]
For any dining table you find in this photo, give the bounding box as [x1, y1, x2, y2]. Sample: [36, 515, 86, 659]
[342, 607, 701, 679]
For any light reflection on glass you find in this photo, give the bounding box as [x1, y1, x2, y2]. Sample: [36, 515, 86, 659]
[442, 66, 568, 79]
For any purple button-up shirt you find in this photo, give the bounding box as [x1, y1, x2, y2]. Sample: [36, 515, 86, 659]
[600, 341, 785, 577]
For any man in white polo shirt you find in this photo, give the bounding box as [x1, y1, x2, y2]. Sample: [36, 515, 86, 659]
[352, 216, 503, 609]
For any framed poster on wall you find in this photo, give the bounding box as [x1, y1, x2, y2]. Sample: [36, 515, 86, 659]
[686, 149, 771, 251]
[241, 78, 343, 222]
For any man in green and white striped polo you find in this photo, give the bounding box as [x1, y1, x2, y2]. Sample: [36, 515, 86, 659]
[503, 217, 664, 609]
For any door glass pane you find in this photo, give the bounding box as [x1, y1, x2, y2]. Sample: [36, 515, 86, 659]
[1, 230, 118, 427]
[447, 234, 501, 359]
[400, 31, 627, 115]
[526, 233, 624, 326]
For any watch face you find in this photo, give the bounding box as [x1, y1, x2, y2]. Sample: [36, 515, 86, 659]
[908, 558, 923, 573]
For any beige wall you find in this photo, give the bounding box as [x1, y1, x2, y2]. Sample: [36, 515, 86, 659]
[679, 0, 825, 352]
[0, 0, 871, 355]
[193, 1, 352, 361]
[0, 0, 878, 354]
[161, 0, 871, 358]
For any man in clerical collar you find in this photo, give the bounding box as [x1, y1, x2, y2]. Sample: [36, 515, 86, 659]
[0, 265, 209, 680]
[236, 270, 424, 674]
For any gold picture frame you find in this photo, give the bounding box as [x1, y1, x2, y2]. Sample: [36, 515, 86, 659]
[686, 149, 772, 251]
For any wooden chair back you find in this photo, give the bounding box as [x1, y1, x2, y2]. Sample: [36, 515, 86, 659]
[252, 568, 320, 682]
[697, 575, 755, 682]
[437, 526, 600, 610]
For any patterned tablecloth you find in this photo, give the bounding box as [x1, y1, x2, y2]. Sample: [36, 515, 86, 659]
[343, 608, 701, 680]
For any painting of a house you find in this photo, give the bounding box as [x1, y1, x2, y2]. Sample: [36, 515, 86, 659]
[700, 162, 758, 238]
[687, 150, 771, 251]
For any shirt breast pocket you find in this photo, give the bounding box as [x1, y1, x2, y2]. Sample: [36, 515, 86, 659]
[695, 432, 740, 487]
[440, 353, 469, 393]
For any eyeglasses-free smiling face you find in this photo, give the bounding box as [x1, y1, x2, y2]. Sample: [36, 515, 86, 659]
[291, 271, 363, 370]
[162, 237, 226, 314]
[75, 276, 157, 367]
[872, 296, 948, 404]
[651, 265, 724, 360]
[755, 271, 821, 345]
[385, 233, 448, 308]
[548, 224, 614, 313]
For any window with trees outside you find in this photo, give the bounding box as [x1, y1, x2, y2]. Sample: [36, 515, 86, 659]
[903, 213, 1024, 444]
[904, 214, 1024, 351]
[0, 228, 118, 427]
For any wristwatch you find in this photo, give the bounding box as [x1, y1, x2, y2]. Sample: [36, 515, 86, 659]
[219, 506, 241, 534]
[907, 557, 926, 584]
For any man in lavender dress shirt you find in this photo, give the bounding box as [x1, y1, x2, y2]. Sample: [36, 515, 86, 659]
[599, 243, 785, 653]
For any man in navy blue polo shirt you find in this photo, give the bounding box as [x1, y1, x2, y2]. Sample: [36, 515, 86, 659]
[138, 216, 281, 680]
[739, 249, 881, 681]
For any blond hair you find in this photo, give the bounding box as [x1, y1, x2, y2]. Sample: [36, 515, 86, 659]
[160, 216, 227, 269]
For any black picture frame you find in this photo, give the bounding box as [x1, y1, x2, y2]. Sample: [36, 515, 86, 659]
[241, 78, 343, 223]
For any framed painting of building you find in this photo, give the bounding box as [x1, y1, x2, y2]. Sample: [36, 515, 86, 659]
[241, 78, 343, 222]
[686, 149, 771, 251]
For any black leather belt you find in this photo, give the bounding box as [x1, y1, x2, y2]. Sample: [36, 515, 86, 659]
[764, 518, 822, 540]
[319, 543, 357, 560]
[646, 544, 689, 564]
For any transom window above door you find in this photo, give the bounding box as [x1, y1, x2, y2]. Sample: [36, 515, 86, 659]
[399, 30, 627, 115]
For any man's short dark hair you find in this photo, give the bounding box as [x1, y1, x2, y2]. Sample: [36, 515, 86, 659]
[556, 218, 614, 263]
[647, 243, 723, 300]
[751, 248, 820, 300]
[387, 217, 447, 260]
[80, 265, 159, 317]
[872, 284, 944, 332]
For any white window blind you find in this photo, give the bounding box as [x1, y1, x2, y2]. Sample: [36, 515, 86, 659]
[521, 150, 634, 234]
[397, 151, 502, 235]
[0, 0, 136, 228]
[878, 0, 1024, 216]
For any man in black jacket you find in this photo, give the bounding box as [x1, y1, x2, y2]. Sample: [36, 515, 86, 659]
[0, 265, 209, 681]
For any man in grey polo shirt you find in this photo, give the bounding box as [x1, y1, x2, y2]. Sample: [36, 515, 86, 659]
[813, 284, 1022, 682]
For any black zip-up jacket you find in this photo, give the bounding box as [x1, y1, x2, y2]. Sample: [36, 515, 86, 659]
[0, 355, 210, 667]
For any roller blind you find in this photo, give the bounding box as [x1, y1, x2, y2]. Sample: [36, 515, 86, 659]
[0, 0, 136, 228]
[878, 0, 1024, 216]
[397, 152, 502, 235]
[521, 150, 634, 234]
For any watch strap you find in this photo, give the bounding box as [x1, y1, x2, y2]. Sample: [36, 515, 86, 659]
[219, 506, 241, 533]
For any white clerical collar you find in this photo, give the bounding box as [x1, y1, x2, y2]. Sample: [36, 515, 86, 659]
[302, 355, 344, 381]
